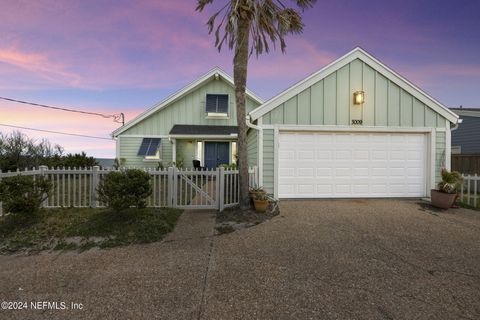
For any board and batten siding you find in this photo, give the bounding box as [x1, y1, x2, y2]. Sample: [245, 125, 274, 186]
[261, 59, 447, 128]
[262, 129, 275, 193]
[247, 129, 258, 167]
[436, 131, 446, 182]
[121, 79, 259, 136]
[119, 136, 172, 168]
[258, 58, 451, 194]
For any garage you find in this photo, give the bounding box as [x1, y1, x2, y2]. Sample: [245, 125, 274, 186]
[278, 131, 427, 198]
[247, 48, 459, 199]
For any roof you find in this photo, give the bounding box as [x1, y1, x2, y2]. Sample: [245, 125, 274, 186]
[112, 67, 264, 137]
[249, 47, 459, 124]
[450, 107, 480, 118]
[169, 125, 238, 136]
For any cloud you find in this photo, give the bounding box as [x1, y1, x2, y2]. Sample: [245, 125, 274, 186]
[0, 46, 84, 87]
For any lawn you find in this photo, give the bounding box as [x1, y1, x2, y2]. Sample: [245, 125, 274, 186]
[0, 207, 183, 253]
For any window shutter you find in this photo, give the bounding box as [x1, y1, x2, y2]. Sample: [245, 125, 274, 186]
[138, 138, 161, 156]
[146, 138, 161, 156]
[217, 95, 229, 114]
[137, 138, 151, 156]
[206, 94, 228, 114]
[206, 94, 217, 113]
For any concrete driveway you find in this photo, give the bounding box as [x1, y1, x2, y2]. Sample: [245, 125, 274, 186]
[1, 200, 479, 319]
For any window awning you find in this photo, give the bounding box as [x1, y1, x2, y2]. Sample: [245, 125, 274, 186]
[169, 125, 238, 136]
[137, 138, 161, 156]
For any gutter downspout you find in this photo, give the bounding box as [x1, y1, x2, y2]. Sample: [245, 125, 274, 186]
[246, 115, 263, 186]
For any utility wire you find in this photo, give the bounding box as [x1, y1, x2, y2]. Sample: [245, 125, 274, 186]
[0, 123, 113, 140]
[0, 96, 124, 124]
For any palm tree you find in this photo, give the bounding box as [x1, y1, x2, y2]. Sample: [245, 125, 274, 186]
[196, 0, 316, 209]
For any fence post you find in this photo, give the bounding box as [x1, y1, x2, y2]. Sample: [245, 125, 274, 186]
[39, 165, 48, 207]
[218, 167, 225, 212]
[91, 166, 100, 208]
[167, 167, 175, 208]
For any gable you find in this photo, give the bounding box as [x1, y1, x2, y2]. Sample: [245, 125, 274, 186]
[113, 67, 263, 136]
[250, 48, 458, 126]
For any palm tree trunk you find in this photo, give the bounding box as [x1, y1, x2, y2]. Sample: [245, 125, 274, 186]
[234, 16, 251, 210]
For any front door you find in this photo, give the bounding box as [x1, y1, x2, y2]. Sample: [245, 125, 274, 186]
[204, 142, 230, 169]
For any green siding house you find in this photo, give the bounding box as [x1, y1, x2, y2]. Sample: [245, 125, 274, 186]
[112, 67, 263, 169]
[113, 48, 459, 200]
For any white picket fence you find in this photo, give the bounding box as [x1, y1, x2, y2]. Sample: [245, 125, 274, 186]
[0, 166, 259, 214]
[460, 174, 480, 208]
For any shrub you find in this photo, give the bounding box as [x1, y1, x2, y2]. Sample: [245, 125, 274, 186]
[0, 175, 51, 215]
[97, 169, 152, 211]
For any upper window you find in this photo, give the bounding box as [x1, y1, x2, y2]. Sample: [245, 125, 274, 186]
[206, 94, 229, 116]
[138, 138, 161, 159]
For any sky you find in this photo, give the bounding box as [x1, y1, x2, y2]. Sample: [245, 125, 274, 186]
[0, 0, 479, 158]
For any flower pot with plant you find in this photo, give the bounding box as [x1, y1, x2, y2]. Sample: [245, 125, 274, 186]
[249, 186, 265, 200]
[431, 169, 463, 209]
[253, 192, 269, 213]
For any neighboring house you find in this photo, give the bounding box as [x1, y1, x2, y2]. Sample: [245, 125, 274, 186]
[449, 107, 480, 155]
[112, 67, 263, 169]
[112, 47, 459, 200]
[247, 47, 458, 199]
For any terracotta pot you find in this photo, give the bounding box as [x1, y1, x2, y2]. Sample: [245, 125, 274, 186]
[431, 190, 457, 209]
[253, 199, 269, 212]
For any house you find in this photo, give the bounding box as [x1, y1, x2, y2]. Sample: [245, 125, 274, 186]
[247, 47, 459, 199]
[113, 47, 459, 200]
[112, 67, 263, 169]
[449, 107, 480, 155]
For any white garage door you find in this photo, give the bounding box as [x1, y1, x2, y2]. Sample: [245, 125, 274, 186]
[278, 132, 427, 198]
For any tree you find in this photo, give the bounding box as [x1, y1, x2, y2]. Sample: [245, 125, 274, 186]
[196, 0, 315, 209]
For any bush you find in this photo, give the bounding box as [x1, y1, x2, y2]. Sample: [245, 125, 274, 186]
[97, 169, 152, 211]
[0, 175, 52, 215]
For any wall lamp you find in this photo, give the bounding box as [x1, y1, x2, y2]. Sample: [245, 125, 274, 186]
[353, 91, 365, 105]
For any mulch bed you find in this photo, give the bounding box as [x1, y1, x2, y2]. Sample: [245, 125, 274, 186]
[215, 201, 280, 234]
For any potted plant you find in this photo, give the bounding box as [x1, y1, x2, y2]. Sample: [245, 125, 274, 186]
[249, 186, 265, 200]
[253, 192, 269, 212]
[431, 169, 464, 209]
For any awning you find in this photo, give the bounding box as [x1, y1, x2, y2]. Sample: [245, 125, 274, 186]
[169, 125, 238, 137]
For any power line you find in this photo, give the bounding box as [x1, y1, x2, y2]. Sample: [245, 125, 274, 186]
[0, 123, 113, 141]
[0, 96, 124, 125]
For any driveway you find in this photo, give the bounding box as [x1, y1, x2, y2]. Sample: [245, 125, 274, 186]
[1, 200, 479, 319]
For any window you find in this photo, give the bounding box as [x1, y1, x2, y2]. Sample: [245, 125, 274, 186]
[206, 94, 228, 116]
[138, 138, 161, 159]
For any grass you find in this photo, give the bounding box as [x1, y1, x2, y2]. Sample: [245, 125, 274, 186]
[0, 207, 183, 253]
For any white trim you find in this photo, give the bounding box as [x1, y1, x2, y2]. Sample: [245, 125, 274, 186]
[430, 130, 436, 190]
[112, 67, 264, 137]
[249, 47, 458, 124]
[118, 134, 169, 138]
[172, 139, 176, 163]
[272, 127, 436, 200]
[273, 124, 435, 133]
[258, 129, 263, 186]
[445, 121, 451, 170]
[205, 115, 230, 120]
[116, 136, 120, 159]
[169, 134, 238, 139]
[273, 127, 279, 199]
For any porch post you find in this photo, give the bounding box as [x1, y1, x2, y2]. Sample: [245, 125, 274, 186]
[172, 138, 177, 163]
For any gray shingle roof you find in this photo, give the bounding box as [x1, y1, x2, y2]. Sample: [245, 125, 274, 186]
[169, 125, 238, 136]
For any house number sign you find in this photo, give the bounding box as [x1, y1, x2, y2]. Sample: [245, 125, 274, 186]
[351, 119, 363, 125]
